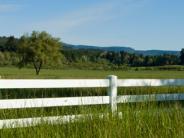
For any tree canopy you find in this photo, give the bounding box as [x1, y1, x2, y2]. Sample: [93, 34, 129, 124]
[18, 31, 62, 75]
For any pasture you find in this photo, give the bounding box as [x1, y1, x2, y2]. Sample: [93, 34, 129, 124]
[1, 67, 184, 79]
[0, 67, 184, 138]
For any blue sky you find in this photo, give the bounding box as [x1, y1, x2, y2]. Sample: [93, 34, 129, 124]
[0, 0, 184, 50]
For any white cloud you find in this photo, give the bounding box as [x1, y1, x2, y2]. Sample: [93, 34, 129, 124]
[17, 0, 150, 43]
[27, 0, 148, 33]
[25, 2, 115, 34]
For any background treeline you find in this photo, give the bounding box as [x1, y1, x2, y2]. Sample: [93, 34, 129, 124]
[0, 36, 183, 70]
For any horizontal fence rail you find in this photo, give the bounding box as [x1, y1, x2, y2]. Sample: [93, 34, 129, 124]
[0, 79, 109, 89]
[0, 79, 184, 89]
[0, 112, 123, 129]
[0, 96, 109, 109]
[117, 93, 184, 103]
[118, 79, 184, 87]
[1, 94, 184, 109]
[0, 75, 184, 129]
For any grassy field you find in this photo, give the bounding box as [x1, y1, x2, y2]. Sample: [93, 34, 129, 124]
[1, 67, 184, 137]
[1, 103, 184, 138]
[1, 67, 184, 79]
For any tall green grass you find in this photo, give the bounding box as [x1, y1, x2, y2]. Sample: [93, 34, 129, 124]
[0, 67, 184, 137]
[0, 87, 184, 137]
[0, 102, 184, 138]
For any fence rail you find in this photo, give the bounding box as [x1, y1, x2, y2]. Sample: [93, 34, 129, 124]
[0, 79, 109, 88]
[1, 79, 184, 89]
[0, 96, 110, 109]
[0, 75, 184, 129]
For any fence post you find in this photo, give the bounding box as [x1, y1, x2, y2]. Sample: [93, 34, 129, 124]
[108, 75, 118, 114]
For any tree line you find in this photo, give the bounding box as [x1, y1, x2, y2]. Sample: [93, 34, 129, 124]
[0, 31, 184, 74]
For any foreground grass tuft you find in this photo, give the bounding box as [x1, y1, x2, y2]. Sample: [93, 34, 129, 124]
[0, 102, 184, 138]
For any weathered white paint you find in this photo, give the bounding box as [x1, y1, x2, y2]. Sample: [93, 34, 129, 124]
[0, 79, 109, 89]
[0, 77, 184, 129]
[0, 79, 184, 89]
[0, 96, 109, 109]
[118, 79, 184, 87]
[108, 75, 117, 113]
[0, 112, 123, 129]
[117, 94, 184, 103]
[0, 114, 89, 129]
[1, 94, 184, 110]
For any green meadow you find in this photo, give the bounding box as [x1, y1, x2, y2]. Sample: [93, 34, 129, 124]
[1, 67, 184, 79]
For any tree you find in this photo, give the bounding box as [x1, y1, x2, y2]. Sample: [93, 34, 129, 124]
[18, 31, 62, 75]
[144, 56, 153, 66]
[5, 36, 18, 51]
[120, 51, 130, 65]
[180, 49, 184, 65]
[0, 52, 5, 65]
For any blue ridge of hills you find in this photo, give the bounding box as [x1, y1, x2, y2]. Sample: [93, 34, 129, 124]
[63, 43, 180, 56]
[0, 36, 180, 56]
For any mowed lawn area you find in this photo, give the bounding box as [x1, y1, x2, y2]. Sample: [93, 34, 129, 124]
[1, 67, 184, 79]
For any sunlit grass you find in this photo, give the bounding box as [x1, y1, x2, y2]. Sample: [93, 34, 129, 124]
[0, 102, 184, 138]
[1, 67, 184, 79]
[0, 67, 184, 137]
[0, 87, 184, 137]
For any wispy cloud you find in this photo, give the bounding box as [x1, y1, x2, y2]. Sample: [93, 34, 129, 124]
[18, 0, 149, 41]
[26, 2, 115, 34]
[0, 4, 21, 13]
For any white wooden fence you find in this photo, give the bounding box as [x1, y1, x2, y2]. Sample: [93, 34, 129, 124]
[1, 75, 184, 129]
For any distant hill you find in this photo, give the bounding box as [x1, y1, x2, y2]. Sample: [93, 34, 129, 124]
[63, 43, 180, 56]
[0, 35, 180, 56]
[63, 44, 134, 53]
[135, 50, 180, 56]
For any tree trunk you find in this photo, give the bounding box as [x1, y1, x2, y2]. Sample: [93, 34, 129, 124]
[33, 61, 42, 75]
[36, 69, 39, 75]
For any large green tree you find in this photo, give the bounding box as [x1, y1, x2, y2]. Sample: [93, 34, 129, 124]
[18, 31, 62, 75]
